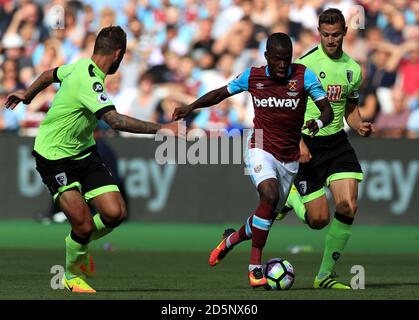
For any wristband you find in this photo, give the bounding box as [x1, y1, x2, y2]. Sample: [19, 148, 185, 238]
[315, 119, 324, 129]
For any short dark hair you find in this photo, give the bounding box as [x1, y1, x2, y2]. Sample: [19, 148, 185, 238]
[266, 32, 292, 52]
[319, 8, 346, 29]
[93, 26, 127, 55]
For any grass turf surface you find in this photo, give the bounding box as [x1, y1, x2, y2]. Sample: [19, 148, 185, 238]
[0, 221, 418, 300]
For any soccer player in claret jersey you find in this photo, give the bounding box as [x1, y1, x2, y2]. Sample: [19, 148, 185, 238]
[173, 32, 334, 288]
[280, 8, 375, 289]
[4, 26, 182, 293]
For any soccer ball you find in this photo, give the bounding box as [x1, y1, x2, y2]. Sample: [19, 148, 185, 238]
[263, 258, 295, 290]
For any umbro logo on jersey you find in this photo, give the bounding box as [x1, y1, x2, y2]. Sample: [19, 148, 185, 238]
[55, 172, 67, 187]
[253, 96, 300, 110]
[92, 82, 103, 92]
[256, 83, 264, 89]
[97, 93, 109, 104]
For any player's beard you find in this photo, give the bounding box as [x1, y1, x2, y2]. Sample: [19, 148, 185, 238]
[108, 59, 121, 74]
[324, 40, 343, 59]
[326, 44, 337, 55]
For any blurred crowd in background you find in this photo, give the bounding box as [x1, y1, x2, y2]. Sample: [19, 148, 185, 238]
[0, 0, 418, 138]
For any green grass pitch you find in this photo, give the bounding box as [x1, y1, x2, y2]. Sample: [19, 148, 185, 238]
[0, 221, 418, 300]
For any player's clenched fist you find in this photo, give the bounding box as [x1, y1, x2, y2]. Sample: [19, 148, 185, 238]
[302, 119, 323, 137]
[357, 122, 374, 137]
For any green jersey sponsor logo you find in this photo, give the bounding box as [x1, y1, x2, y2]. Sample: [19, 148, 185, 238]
[296, 45, 362, 136]
[326, 84, 343, 102]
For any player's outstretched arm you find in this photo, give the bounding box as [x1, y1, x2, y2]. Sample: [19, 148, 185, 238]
[304, 98, 334, 136]
[102, 109, 184, 137]
[172, 86, 232, 120]
[4, 69, 55, 110]
[345, 101, 375, 137]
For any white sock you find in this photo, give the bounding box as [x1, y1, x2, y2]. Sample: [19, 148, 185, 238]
[225, 234, 233, 248]
[249, 264, 262, 272]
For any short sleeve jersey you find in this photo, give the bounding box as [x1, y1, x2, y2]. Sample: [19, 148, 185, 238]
[227, 64, 326, 162]
[296, 45, 362, 136]
[33, 58, 115, 160]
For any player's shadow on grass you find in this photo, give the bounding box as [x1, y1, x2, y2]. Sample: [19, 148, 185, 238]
[98, 288, 185, 293]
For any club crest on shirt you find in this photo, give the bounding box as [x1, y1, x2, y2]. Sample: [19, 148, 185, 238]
[299, 181, 307, 195]
[254, 164, 262, 173]
[287, 79, 298, 97]
[287, 80, 298, 91]
[55, 172, 68, 186]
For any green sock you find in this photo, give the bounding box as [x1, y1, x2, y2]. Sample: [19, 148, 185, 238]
[65, 235, 88, 278]
[317, 213, 353, 279]
[286, 187, 306, 223]
[90, 214, 114, 241]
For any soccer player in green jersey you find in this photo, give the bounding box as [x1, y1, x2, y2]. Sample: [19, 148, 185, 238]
[279, 8, 375, 289]
[4, 26, 181, 293]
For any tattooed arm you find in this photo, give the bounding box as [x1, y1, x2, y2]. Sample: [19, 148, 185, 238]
[102, 109, 161, 133]
[101, 109, 182, 136]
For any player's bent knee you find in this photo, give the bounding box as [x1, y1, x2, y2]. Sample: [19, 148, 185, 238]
[257, 180, 279, 207]
[261, 194, 279, 208]
[73, 219, 94, 239]
[336, 200, 358, 216]
[118, 205, 127, 223]
[259, 188, 279, 207]
[307, 216, 330, 230]
[309, 219, 329, 230]
[102, 203, 127, 227]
